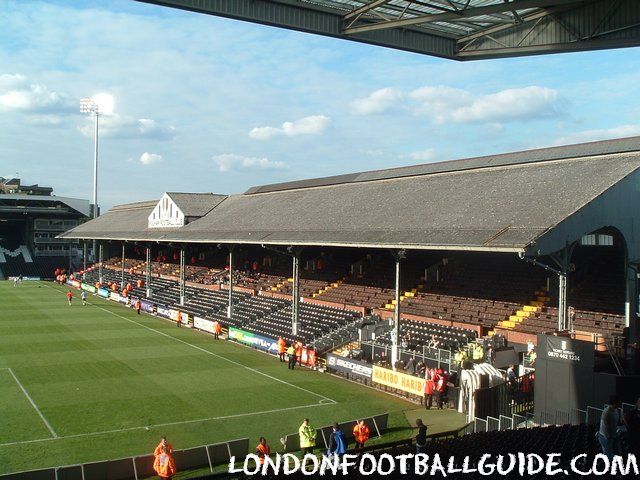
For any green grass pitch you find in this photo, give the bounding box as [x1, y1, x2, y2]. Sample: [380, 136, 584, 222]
[0, 281, 465, 476]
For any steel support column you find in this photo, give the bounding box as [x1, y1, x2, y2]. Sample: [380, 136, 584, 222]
[179, 247, 186, 306]
[625, 263, 639, 374]
[98, 242, 103, 284]
[120, 243, 125, 290]
[558, 273, 568, 331]
[146, 247, 152, 298]
[227, 247, 234, 319]
[292, 249, 301, 336]
[82, 241, 87, 281]
[391, 250, 406, 368]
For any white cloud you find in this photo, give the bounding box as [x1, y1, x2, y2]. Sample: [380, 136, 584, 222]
[79, 115, 176, 140]
[447, 86, 562, 124]
[551, 124, 640, 146]
[213, 154, 286, 172]
[401, 148, 437, 162]
[139, 152, 163, 165]
[350, 87, 403, 115]
[249, 115, 330, 140]
[0, 74, 74, 114]
[354, 85, 563, 125]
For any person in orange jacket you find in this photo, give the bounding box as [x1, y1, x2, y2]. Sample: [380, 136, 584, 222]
[153, 445, 176, 480]
[66, 290, 73, 306]
[134, 299, 141, 315]
[353, 419, 370, 448]
[277, 337, 286, 362]
[295, 341, 303, 367]
[153, 436, 174, 456]
[255, 437, 270, 465]
[213, 320, 222, 340]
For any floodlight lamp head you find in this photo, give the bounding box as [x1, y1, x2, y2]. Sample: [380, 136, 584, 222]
[80, 98, 97, 114]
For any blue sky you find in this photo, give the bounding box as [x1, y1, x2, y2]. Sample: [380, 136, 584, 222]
[2, 0, 640, 211]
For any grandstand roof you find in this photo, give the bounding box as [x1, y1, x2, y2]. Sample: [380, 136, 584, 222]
[59, 136, 640, 253]
[136, 0, 640, 60]
[0, 194, 90, 217]
[166, 192, 227, 217]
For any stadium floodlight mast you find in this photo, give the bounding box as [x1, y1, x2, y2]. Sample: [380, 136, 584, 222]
[80, 93, 113, 262]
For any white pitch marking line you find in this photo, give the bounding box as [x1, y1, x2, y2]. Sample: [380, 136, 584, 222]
[0, 367, 58, 438]
[44, 283, 337, 404]
[0, 401, 330, 447]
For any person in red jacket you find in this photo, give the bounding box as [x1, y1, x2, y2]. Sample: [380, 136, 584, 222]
[424, 368, 435, 410]
[153, 445, 176, 480]
[66, 290, 73, 306]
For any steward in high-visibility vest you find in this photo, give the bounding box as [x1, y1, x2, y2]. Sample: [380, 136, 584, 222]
[153, 445, 176, 480]
[353, 419, 370, 448]
[213, 320, 221, 339]
[287, 345, 296, 370]
[299, 418, 316, 454]
[255, 437, 270, 465]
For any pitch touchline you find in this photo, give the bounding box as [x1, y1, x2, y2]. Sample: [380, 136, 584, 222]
[0, 367, 58, 438]
[0, 401, 330, 447]
[45, 283, 337, 404]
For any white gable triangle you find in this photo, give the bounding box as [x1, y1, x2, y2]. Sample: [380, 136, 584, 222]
[148, 193, 185, 228]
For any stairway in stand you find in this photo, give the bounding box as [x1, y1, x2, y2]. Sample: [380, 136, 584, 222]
[497, 288, 550, 330]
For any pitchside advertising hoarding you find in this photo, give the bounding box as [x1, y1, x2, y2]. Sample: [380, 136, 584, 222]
[326, 353, 372, 379]
[372, 365, 425, 396]
[140, 300, 155, 313]
[156, 306, 172, 318]
[81, 283, 96, 293]
[194, 317, 215, 334]
[97, 288, 110, 298]
[229, 327, 316, 366]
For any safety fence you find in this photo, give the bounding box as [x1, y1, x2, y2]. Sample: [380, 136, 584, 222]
[472, 402, 637, 433]
[0, 438, 249, 480]
[360, 341, 454, 372]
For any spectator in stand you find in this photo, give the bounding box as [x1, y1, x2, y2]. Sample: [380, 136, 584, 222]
[299, 418, 317, 458]
[414, 418, 427, 454]
[66, 290, 73, 306]
[424, 368, 435, 410]
[277, 337, 286, 362]
[507, 365, 517, 405]
[405, 357, 416, 376]
[416, 361, 426, 378]
[252, 260, 259, 272]
[153, 445, 176, 480]
[327, 423, 347, 460]
[154, 436, 174, 456]
[353, 419, 370, 449]
[295, 341, 303, 367]
[255, 437, 270, 466]
[598, 395, 622, 460]
[624, 397, 640, 456]
[287, 344, 296, 370]
[437, 370, 449, 409]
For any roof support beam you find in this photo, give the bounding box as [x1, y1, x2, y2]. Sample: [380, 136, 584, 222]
[343, 0, 583, 35]
[344, 0, 391, 21]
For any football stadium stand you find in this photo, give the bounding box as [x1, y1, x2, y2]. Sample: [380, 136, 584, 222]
[0, 178, 89, 280]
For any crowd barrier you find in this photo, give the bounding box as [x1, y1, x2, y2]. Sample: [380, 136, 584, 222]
[0, 438, 249, 480]
[281, 413, 388, 453]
